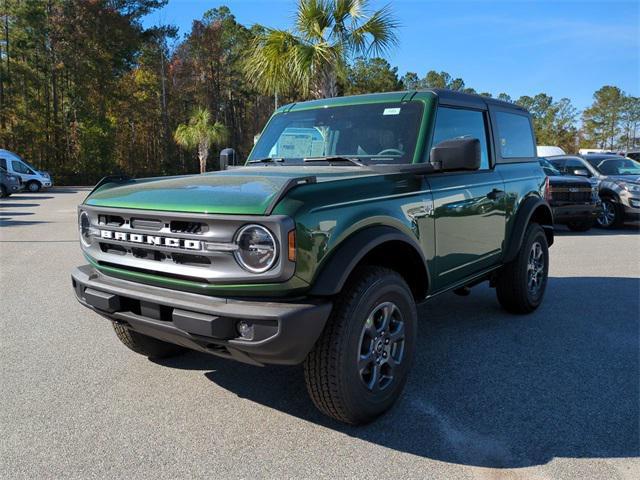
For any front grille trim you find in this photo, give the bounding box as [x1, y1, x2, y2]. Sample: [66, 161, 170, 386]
[79, 205, 296, 284]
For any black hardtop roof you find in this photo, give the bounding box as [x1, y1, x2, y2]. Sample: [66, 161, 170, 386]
[279, 88, 529, 115]
[423, 88, 528, 112]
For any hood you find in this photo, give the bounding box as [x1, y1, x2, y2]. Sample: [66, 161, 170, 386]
[604, 175, 640, 184]
[85, 166, 378, 215]
[547, 175, 591, 186]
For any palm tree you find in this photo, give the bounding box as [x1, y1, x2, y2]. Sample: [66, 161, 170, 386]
[245, 0, 398, 100]
[174, 107, 228, 173]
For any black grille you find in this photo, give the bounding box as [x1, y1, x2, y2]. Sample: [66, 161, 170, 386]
[551, 190, 592, 202]
[99, 243, 127, 255]
[549, 182, 592, 203]
[170, 220, 207, 234]
[171, 253, 211, 266]
[130, 218, 163, 231]
[98, 215, 125, 227]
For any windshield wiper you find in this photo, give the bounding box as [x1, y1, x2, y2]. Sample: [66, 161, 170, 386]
[247, 157, 285, 164]
[303, 156, 366, 167]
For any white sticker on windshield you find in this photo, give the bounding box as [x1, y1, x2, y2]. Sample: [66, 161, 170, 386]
[383, 107, 401, 115]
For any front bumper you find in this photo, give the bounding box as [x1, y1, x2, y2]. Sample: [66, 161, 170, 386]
[72, 265, 332, 366]
[551, 203, 601, 224]
[623, 198, 640, 220]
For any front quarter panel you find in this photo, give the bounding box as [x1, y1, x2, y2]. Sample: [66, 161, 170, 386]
[275, 173, 435, 288]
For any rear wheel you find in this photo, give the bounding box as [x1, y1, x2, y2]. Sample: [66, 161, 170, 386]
[496, 223, 549, 314]
[112, 323, 185, 359]
[567, 219, 593, 232]
[597, 198, 622, 229]
[304, 266, 417, 425]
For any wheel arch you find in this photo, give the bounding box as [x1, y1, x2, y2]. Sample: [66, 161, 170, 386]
[504, 196, 554, 263]
[309, 225, 430, 300]
[599, 187, 620, 200]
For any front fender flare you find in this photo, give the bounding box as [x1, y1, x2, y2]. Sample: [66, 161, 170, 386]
[309, 225, 430, 297]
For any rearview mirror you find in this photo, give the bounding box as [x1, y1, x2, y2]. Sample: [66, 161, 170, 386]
[430, 138, 481, 172]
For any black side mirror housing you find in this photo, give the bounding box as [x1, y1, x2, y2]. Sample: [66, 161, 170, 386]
[430, 138, 481, 172]
[219, 148, 236, 170]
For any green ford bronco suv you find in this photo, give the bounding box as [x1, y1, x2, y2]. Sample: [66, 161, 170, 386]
[72, 89, 553, 424]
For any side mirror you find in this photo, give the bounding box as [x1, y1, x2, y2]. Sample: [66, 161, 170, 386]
[572, 168, 590, 177]
[219, 148, 236, 170]
[430, 138, 481, 172]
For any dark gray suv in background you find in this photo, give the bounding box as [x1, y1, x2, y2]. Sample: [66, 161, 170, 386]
[1, 166, 23, 198]
[549, 155, 640, 228]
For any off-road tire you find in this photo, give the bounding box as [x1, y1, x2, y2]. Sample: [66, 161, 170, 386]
[567, 220, 593, 232]
[496, 223, 549, 314]
[112, 323, 185, 359]
[303, 266, 417, 425]
[0, 185, 8, 198]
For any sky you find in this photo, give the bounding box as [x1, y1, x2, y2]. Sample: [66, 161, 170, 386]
[143, 0, 639, 111]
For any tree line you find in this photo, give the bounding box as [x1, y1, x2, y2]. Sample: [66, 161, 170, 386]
[1, 1, 638, 185]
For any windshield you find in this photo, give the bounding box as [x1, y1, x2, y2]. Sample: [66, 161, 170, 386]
[539, 158, 561, 176]
[586, 157, 640, 175]
[248, 102, 424, 165]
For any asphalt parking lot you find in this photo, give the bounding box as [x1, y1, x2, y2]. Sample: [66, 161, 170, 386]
[1, 189, 639, 479]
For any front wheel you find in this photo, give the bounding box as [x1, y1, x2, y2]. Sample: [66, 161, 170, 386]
[304, 266, 417, 425]
[597, 198, 622, 229]
[496, 223, 549, 314]
[26, 181, 41, 193]
[0, 185, 8, 198]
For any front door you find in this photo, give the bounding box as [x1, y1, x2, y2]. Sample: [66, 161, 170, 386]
[426, 106, 506, 290]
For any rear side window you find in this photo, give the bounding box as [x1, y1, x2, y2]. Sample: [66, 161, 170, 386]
[495, 112, 535, 158]
[432, 107, 490, 169]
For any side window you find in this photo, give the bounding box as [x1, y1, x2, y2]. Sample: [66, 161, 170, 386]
[549, 159, 565, 173]
[495, 111, 535, 158]
[432, 107, 490, 169]
[12, 161, 33, 174]
[0, 158, 6, 170]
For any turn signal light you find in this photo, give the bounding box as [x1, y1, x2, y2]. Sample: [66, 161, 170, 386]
[288, 229, 296, 262]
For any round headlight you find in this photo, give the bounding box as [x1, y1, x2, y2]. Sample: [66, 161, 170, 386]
[234, 225, 278, 273]
[79, 211, 92, 247]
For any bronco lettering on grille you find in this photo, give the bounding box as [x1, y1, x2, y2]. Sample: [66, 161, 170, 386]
[100, 230, 201, 250]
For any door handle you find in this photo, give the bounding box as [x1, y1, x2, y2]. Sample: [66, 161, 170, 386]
[487, 188, 505, 200]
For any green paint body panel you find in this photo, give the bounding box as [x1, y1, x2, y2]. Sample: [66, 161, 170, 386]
[81, 90, 548, 298]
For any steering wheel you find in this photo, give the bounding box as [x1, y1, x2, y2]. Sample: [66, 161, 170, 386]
[376, 148, 404, 156]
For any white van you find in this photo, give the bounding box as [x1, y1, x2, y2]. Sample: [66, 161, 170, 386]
[578, 148, 620, 156]
[0, 149, 53, 192]
[537, 146, 566, 157]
